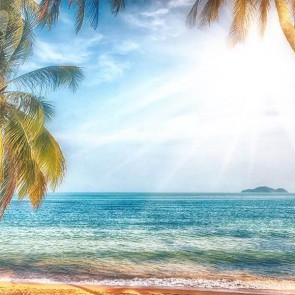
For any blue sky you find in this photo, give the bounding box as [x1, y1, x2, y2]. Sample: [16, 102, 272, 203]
[25, 0, 295, 192]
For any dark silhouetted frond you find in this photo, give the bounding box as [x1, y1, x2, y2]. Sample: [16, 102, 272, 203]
[37, 0, 126, 32]
[75, 0, 86, 33]
[87, 0, 100, 31]
[38, 0, 61, 30]
[112, 0, 125, 15]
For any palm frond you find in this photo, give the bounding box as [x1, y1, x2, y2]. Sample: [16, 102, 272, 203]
[289, 0, 295, 24]
[87, 0, 100, 31]
[0, 157, 16, 219]
[28, 165, 47, 208]
[3, 109, 36, 201]
[0, 124, 3, 184]
[22, 0, 40, 14]
[257, 0, 270, 36]
[33, 128, 66, 190]
[75, 0, 86, 33]
[200, 0, 225, 27]
[8, 9, 35, 69]
[7, 66, 84, 94]
[229, 0, 257, 45]
[38, 0, 126, 32]
[5, 91, 55, 122]
[186, 0, 203, 27]
[112, 0, 125, 15]
[0, 5, 25, 79]
[38, 0, 61, 30]
[0, 10, 9, 48]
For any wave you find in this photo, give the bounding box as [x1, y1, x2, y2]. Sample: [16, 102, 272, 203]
[1, 277, 295, 291]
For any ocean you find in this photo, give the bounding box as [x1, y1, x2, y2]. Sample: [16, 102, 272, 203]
[0, 193, 294, 291]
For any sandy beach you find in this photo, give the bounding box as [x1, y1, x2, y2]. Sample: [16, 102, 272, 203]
[0, 283, 294, 295]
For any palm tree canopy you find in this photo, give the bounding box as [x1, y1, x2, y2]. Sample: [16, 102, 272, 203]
[0, 1, 84, 218]
[33, 0, 295, 52]
[187, 0, 295, 45]
[38, 0, 126, 33]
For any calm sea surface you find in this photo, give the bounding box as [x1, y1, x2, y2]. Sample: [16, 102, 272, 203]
[0, 193, 295, 291]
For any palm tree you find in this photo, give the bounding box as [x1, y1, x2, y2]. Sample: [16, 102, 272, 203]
[35, 0, 295, 52]
[0, 2, 83, 218]
[187, 0, 295, 52]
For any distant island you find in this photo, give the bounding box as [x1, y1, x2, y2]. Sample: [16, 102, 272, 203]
[241, 186, 288, 193]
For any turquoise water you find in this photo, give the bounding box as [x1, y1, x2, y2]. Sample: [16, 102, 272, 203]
[0, 193, 295, 290]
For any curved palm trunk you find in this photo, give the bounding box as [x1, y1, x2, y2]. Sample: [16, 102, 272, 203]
[275, 0, 295, 52]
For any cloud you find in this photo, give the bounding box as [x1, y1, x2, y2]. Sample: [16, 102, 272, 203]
[88, 54, 130, 83]
[167, 0, 193, 8]
[115, 41, 140, 54]
[122, 1, 191, 41]
[28, 34, 103, 66]
[140, 8, 170, 18]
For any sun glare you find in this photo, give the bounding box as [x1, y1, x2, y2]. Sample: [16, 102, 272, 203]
[158, 11, 295, 190]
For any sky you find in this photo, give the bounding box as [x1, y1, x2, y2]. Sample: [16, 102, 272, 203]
[24, 0, 295, 193]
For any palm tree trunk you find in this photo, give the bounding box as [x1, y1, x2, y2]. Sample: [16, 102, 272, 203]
[275, 0, 295, 52]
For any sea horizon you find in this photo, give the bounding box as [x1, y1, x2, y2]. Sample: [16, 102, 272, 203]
[41, 191, 295, 195]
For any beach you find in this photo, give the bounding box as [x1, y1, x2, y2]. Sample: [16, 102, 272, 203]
[0, 282, 295, 295]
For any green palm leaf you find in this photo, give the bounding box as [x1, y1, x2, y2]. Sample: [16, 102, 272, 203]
[6, 65, 83, 93]
[8, 9, 35, 68]
[5, 91, 55, 121]
[0, 157, 16, 218]
[0, 10, 9, 48]
[33, 127, 66, 190]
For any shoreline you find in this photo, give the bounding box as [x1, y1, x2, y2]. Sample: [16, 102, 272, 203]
[0, 282, 295, 295]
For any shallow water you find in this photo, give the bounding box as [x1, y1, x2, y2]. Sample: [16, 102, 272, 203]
[0, 193, 294, 290]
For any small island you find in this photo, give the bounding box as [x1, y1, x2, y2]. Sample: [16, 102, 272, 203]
[241, 186, 288, 193]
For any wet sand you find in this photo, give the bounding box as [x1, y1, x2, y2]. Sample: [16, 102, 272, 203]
[0, 282, 294, 295]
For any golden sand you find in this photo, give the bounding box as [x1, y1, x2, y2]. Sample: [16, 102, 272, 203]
[0, 282, 294, 295]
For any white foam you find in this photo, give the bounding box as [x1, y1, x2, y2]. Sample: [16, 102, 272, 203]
[1, 277, 295, 291]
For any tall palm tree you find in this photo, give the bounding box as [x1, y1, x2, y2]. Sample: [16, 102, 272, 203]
[35, 0, 295, 52]
[0, 2, 83, 218]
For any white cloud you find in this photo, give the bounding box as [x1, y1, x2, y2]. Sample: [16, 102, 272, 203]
[32, 34, 103, 65]
[115, 41, 140, 54]
[90, 54, 130, 83]
[140, 8, 170, 18]
[168, 0, 193, 8]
